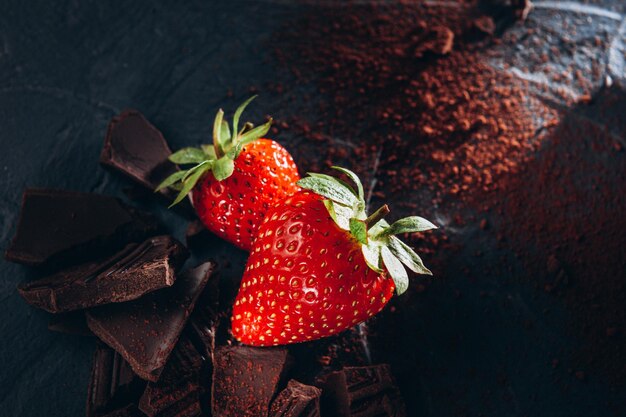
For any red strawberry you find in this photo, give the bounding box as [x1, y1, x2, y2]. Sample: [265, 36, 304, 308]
[157, 97, 300, 251]
[231, 167, 436, 346]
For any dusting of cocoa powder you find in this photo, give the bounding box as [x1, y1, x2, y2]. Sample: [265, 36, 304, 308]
[268, 0, 626, 395]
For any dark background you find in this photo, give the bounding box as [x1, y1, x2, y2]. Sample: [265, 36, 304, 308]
[1, 1, 625, 416]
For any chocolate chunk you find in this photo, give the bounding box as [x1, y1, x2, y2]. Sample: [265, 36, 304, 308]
[18, 235, 188, 313]
[5, 189, 158, 268]
[270, 380, 321, 417]
[87, 342, 146, 417]
[212, 346, 291, 417]
[48, 311, 91, 336]
[139, 335, 205, 417]
[318, 365, 406, 417]
[187, 278, 222, 361]
[86, 262, 214, 381]
[100, 110, 177, 192]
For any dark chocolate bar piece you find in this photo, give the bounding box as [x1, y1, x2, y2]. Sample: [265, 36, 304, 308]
[87, 342, 145, 417]
[48, 311, 91, 336]
[270, 379, 322, 417]
[5, 189, 158, 267]
[18, 235, 188, 313]
[86, 262, 214, 382]
[139, 335, 204, 417]
[100, 110, 177, 192]
[318, 365, 406, 417]
[212, 345, 291, 417]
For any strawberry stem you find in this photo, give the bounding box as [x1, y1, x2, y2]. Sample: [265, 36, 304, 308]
[365, 204, 390, 228]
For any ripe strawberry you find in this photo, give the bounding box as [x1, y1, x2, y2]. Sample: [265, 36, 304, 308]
[231, 167, 436, 346]
[157, 97, 300, 251]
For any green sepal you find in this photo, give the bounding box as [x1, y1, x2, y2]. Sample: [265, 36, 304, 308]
[387, 236, 433, 275]
[156, 170, 188, 192]
[220, 120, 231, 147]
[169, 148, 207, 165]
[213, 109, 226, 156]
[212, 156, 235, 181]
[362, 242, 383, 273]
[323, 199, 353, 230]
[297, 176, 359, 207]
[349, 218, 367, 245]
[380, 216, 438, 237]
[331, 166, 364, 201]
[169, 163, 210, 207]
[239, 118, 273, 146]
[200, 144, 217, 159]
[233, 95, 257, 136]
[307, 172, 357, 200]
[381, 246, 409, 295]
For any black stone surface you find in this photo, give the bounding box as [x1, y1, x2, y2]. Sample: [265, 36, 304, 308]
[0, 1, 625, 417]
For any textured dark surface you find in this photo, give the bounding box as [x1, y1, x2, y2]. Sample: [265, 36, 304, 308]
[0, 1, 625, 416]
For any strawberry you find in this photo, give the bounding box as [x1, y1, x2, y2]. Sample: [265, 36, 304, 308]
[157, 97, 300, 251]
[231, 167, 436, 346]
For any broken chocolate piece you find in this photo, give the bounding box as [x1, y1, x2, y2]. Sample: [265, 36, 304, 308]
[86, 262, 214, 382]
[212, 345, 291, 417]
[270, 379, 321, 417]
[18, 235, 188, 313]
[48, 311, 91, 336]
[318, 365, 406, 417]
[87, 342, 145, 417]
[5, 189, 158, 268]
[100, 110, 177, 192]
[139, 335, 205, 417]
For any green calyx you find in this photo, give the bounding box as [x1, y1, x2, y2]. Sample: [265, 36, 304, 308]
[297, 167, 437, 295]
[155, 95, 273, 207]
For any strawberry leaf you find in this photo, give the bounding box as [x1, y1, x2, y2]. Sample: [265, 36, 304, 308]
[220, 120, 231, 146]
[381, 246, 409, 295]
[332, 166, 364, 201]
[381, 216, 438, 236]
[239, 118, 273, 146]
[323, 199, 353, 230]
[200, 144, 217, 159]
[155, 170, 188, 192]
[212, 156, 235, 181]
[362, 242, 383, 273]
[298, 176, 359, 207]
[308, 173, 357, 199]
[169, 148, 208, 165]
[233, 95, 257, 137]
[349, 218, 367, 244]
[213, 109, 226, 156]
[388, 236, 432, 275]
[169, 164, 209, 207]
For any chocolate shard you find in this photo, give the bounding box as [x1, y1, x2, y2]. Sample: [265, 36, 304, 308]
[100, 110, 177, 192]
[18, 235, 189, 313]
[187, 277, 222, 361]
[139, 334, 205, 417]
[317, 365, 406, 417]
[48, 311, 91, 336]
[5, 189, 158, 268]
[86, 262, 214, 382]
[212, 346, 291, 417]
[87, 342, 146, 417]
[270, 379, 322, 417]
